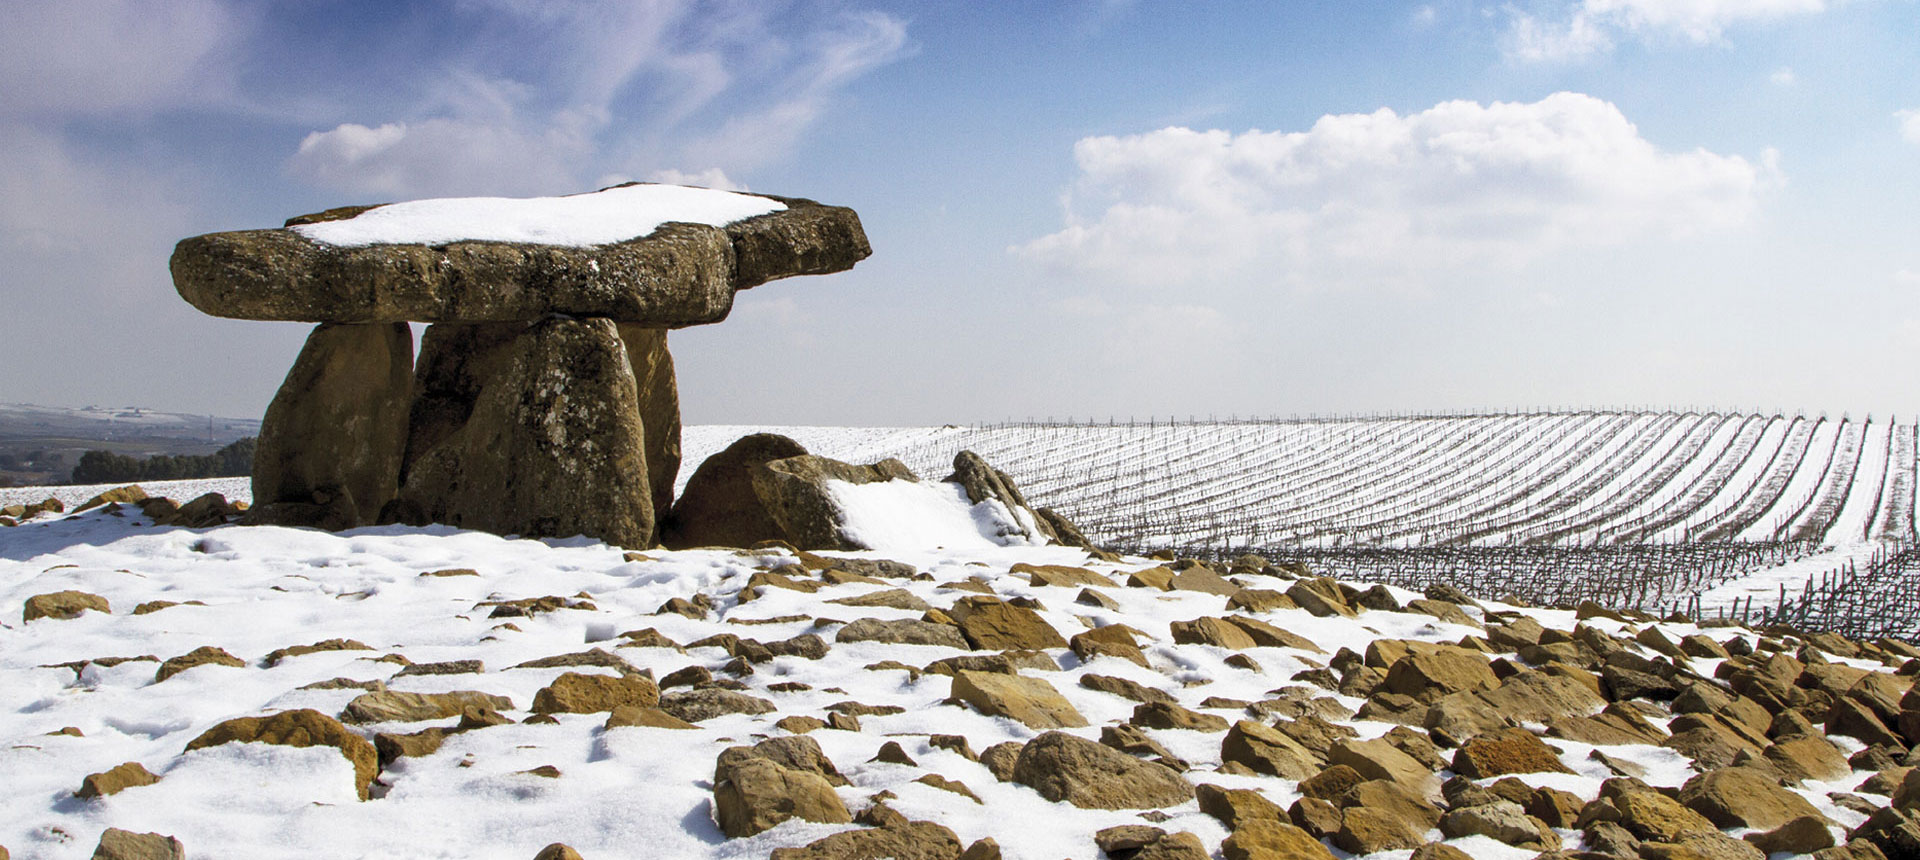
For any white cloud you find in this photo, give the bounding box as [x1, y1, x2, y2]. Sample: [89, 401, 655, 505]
[647, 168, 745, 191]
[285, 4, 908, 199]
[1898, 110, 1920, 145]
[1016, 92, 1772, 291]
[0, 0, 242, 116]
[1505, 0, 1830, 61]
[1771, 66, 1797, 85]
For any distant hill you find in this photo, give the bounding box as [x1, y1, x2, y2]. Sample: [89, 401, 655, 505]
[0, 403, 259, 486]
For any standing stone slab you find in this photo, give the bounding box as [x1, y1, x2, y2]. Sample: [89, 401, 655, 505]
[662, 433, 809, 549]
[400, 317, 653, 547]
[247, 322, 412, 529]
[618, 324, 680, 540]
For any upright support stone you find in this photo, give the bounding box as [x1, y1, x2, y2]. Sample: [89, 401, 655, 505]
[618, 325, 681, 544]
[247, 322, 412, 529]
[399, 317, 654, 547]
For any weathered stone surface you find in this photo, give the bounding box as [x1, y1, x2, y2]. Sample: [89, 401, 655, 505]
[1327, 737, 1433, 790]
[1335, 806, 1425, 854]
[90, 829, 184, 860]
[950, 670, 1087, 728]
[1011, 730, 1195, 809]
[1071, 627, 1151, 668]
[768, 819, 964, 860]
[1383, 649, 1498, 702]
[715, 735, 850, 787]
[750, 454, 919, 551]
[617, 325, 680, 537]
[606, 705, 698, 730]
[247, 322, 411, 528]
[946, 451, 1057, 544]
[531, 845, 585, 860]
[663, 433, 811, 548]
[836, 617, 969, 649]
[1222, 720, 1323, 780]
[1745, 814, 1836, 854]
[1679, 766, 1826, 830]
[1605, 780, 1720, 843]
[24, 590, 110, 622]
[712, 754, 851, 838]
[1196, 783, 1288, 829]
[531, 672, 660, 714]
[829, 588, 933, 612]
[1452, 728, 1574, 778]
[658, 688, 776, 722]
[1220, 819, 1337, 860]
[1286, 578, 1356, 617]
[1223, 616, 1323, 652]
[1015, 563, 1110, 589]
[1764, 735, 1853, 783]
[155, 646, 246, 682]
[264, 638, 376, 667]
[1171, 617, 1258, 650]
[184, 708, 379, 800]
[949, 597, 1066, 651]
[1439, 801, 1559, 850]
[1131, 701, 1230, 732]
[399, 317, 653, 547]
[75, 762, 160, 798]
[340, 690, 514, 724]
[1080, 673, 1177, 705]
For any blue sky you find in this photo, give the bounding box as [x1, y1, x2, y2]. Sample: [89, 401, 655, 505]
[2, 0, 1917, 425]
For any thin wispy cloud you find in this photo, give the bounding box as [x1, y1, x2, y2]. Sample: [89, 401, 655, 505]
[1504, 0, 1831, 61]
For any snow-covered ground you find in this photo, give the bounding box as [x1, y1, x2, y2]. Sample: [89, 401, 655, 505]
[0, 493, 1891, 859]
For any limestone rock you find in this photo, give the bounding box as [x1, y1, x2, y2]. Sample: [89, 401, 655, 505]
[1222, 720, 1323, 780]
[247, 322, 411, 528]
[950, 670, 1087, 729]
[90, 829, 184, 860]
[1327, 737, 1434, 789]
[836, 618, 969, 649]
[749, 454, 919, 551]
[658, 688, 776, 722]
[340, 690, 514, 724]
[1452, 728, 1574, 778]
[1220, 819, 1337, 860]
[23, 590, 111, 622]
[1745, 814, 1837, 854]
[1438, 801, 1560, 850]
[617, 325, 680, 535]
[1011, 730, 1195, 809]
[1678, 766, 1826, 830]
[184, 708, 379, 800]
[712, 754, 851, 838]
[662, 433, 809, 549]
[155, 646, 246, 682]
[945, 451, 1057, 544]
[531, 672, 660, 714]
[75, 762, 160, 798]
[768, 819, 963, 860]
[399, 317, 653, 547]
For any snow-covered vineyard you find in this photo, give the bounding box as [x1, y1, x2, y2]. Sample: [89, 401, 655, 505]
[683, 411, 1920, 639]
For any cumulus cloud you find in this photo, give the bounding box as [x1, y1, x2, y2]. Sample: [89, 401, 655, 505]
[286, 3, 909, 198]
[1505, 0, 1830, 61]
[1899, 110, 1920, 145]
[1016, 92, 1772, 291]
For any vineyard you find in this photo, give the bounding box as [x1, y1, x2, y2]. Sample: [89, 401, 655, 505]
[684, 410, 1920, 640]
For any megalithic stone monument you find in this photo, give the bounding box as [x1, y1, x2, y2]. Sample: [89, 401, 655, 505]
[169, 183, 870, 547]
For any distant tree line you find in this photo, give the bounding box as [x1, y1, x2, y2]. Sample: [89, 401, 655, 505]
[70, 438, 256, 485]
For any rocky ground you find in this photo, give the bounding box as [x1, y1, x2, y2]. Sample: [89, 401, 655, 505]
[2, 491, 1918, 860]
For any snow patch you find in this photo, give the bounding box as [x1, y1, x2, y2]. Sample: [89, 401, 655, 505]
[827, 479, 1035, 553]
[292, 184, 786, 248]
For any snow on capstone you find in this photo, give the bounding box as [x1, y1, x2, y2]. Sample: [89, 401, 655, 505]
[292, 184, 787, 248]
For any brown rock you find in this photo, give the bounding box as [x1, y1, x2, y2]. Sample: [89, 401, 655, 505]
[950, 670, 1087, 728]
[768, 819, 963, 860]
[1132, 701, 1229, 732]
[1764, 735, 1853, 783]
[1452, 728, 1573, 778]
[658, 689, 775, 722]
[155, 646, 246, 682]
[90, 829, 184, 860]
[263, 638, 374, 667]
[1746, 814, 1837, 854]
[1222, 720, 1323, 780]
[1011, 730, 1194, 809]
[1170, 617, 1257, 650]
[1383, 649, 1498, 702]
[945, 450, 1058, 544]
[75, 762, 160, 798]
[1328, 737, 1434, 789]
[1129, 831, 1209, 860]
[1197, 782, 1287, 828]
[531, 672, 660, 714]
[184, 708, 379, 800]
[1606, 780, 1720, 843]
[980, 741, 1022, 781]
[713, 754, 852, 838]
[750, 454, 919, 551]
[1222, 616, 1323, 651]
[341, 690, 514, 723]
[1072, 626, 1151, 668]
[23, 590, 110, 622]
[1290, 797, 1344, 839]
[398, 317, 654, 547]
[1221, 820, 1337, 860]
[1286, 578, 1356, 617]
[949, 597, 1067, 651]
[1407, 844, 1474, 860]
[247, 322, 411, 528]
[75, 485, 147, 513]
[1015, 563, 1111, 589]
[1335, 806, 1425, 854]
[531, 845, 585, 860]
[836, 617, 970, 649]
[373, 728, 448, 765]
[1679, 766, 1827, 830]
[617, 325, 680, 538]
[663, 433, 809, 548]
[1298, 764, 1367, 801]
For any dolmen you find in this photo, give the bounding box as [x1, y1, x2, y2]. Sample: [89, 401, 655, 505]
[170, 183, 870, 548]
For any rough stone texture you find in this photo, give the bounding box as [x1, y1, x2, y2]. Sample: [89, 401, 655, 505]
[247, 322, 412, 529]
[1197, 783, 1288, 829]
[1328, 737, 1434, 789]
[605, 705, 698, 730]
[714, 736, 850, 787]
[399, 317, 653, 547]
[1080, 674, 1178, 705]
[1383, 650, 1499, 702]
[949, 597, 1067, 651]
[340, 690, 514, 724]
[155, 646, 246, 682]
[950, 670, 1087, 729]
[1010, 730, 1195, 809]
[1679, 766, 1827, 830]
[75, 762, 160, 798]
[749, 454, 919, 551]
[1220, 820, 1338, 860]
[1746, 815, 1837, 854]
[172, 190, 868, 323]
[183, 708, 379, 800]
[662, 433, 810, 549]
[532, 845, 585, 860]
[1223, 616, 1323, 651]
[767, 819, 964, 860]
[836, 618, 970, 649]
[530, 672, 660, 714]
[1765, 735, 1854, 783]
[945, 450, 1058, 544]
[657, 688, 776, 722]
[90, 829, 185, 860]
[1170, 617, 1258, 650]
[617, 324, 680, 537]
[1335, 806, 1425, 854]
[1452, 728, 1574, 778]
[1014, 563, 1110, 589]
[1607, 781, 1721, 843]
[24, 590, 110, 622]
[1438, 801, 1560, 850]
[712, 754, 852, 838]
[1222, 720, 1323, 780]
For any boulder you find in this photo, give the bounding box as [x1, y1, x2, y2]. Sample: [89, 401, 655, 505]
[768, 819, 964, 860]
[1014, 563, 1111, 589]
[90, 829, 184, 860]
[1196, 783, 1288, 829]
[1679, 766, 1827, 830]
[1335, 806, 1425, 854]
[835, 618, 969, 649]
[1222, 720, 1323, 780]
[616, 325, 680, 536]
[1011, 730, 1195, 809]
[1439, 801, 1560, 850]
[155, 646, 246, 682]
[532, 846, 584, 860]
[247, 322, 411, 528]
[1170, 617, 1258, 650]
[1604, 780, 1720, 843]
[749, 454, 919, 551]
[1327, 737, 1434, 790]
[606, 705, 698, 730]
[531, 672, 660, 714]
[340, 690, 514, 724]
[1286, 578, 1356, 617]
[399, 317, 654, 547]
[1382, 650, 1498, 702]
[712, 754, 851, 838]
[1080, 674, 1178, 705]
[1745, 815, 1837, 854]
[1452, 728, 1574, 778]
[183, 708, 379, 800]
[75, 762, 160, 798]
[657, 689, 776, 723]
[662, 433, 809, 549]
[950, 670, 1087, 729]
[1131, 701, 1230, 732]
[714, 736, 850, 787]
[23, 590, 110, 622]
[946, 451, 1057, 544]
[949, 597, 1067, 650]
[828, 588, 933, 612]
[1220, 820, 1337, 860]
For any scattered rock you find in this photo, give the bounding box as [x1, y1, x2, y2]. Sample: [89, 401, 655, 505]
[658, 689, 776, 722]
[90, 829, 185, 860]
[1679, 766, 1827, 830]
[1452, 728, 1574, 778]
[713, 738, 853, 838]
[1221, 820, 1337, 860]
[75, 762, 160, 799]
[531, 672, 659, 714]
[950, 670, 1088, 728]
[836, 617, 970, 649]
[155, 646, 246, 682]
[341, 690, 514, 723]
[23, 590, 111, 622]
[1011, 731, 1195, 810]
[767, 818, 963, 860]
[948, 596, 1067, 651]
[184, 708, 379, 800]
